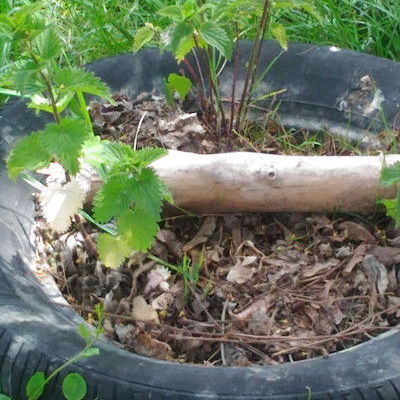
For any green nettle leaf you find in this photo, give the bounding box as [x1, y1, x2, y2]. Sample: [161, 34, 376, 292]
[40, 118, 87, 175]
[163, 78, 174, 106]
[130, 147, 167, 167]
[27, 92, 75, 114]
[157, 5, 182, 22]
[380, 162, 400, 186]
[133, 26, 155, 52]
[198, 22, 232, 58]
[170, 21, 194, 55]
[62, 373, 87, 400]
[381, 191, 400, 228]
[7, 131, 52, 181]
[168, 73, 192, 100]
[13, 66, 46, 96]
[175, 36, 195, 62]
[93, 174, 132, 222]
[182, 0, 197, 19]
[0, 394, 12, 400]
[97, 233, 131, 268]
[127, 168, 163, 218]
[26, 372, 45, 400]
[54, 67, 112, 101]
[34, 26, 61, 60]
[118, 208, 159, 251]
[270, 23, 288, 50]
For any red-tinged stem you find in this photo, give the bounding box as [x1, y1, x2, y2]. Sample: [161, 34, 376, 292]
[235, 0, 270, 132]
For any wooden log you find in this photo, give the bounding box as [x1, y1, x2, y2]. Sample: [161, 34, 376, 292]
[149, 151, 400, 213]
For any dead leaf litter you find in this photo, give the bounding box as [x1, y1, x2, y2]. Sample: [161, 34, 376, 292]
[34, 93, 400, 366]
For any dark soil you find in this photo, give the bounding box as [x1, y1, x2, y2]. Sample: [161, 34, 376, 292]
[34, 93, 400, 366]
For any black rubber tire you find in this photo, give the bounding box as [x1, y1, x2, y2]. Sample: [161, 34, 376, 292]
[1, 41, 400, 400]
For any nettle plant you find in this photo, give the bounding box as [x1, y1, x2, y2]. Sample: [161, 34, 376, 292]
[133, 0, 321, 135]
[1, 5, 170, 269]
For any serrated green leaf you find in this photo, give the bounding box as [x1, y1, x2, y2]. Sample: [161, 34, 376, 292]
[168, 73, 191, 100]
[0, 394, 12, 400]
[98, 233, 131, 268]
[175, 35, 195, 62]
[34, 26, 61, 60]
[198, 22, 232, 58]
[54, 67, 112, 101]
[170, 21, 193, 55]
[271, 23, 288, 50]
[27, 92, 75, 114]
[128, 168, 163, 218]
[12, 63, 46, 96]
[133, 26, 155, 52]
[157, 5, 182, 21]
[118, 208, 159, 251]
[163, 78, 174, 106]
[159, 179, 173, 204]
[7, 131, 52, 181]
[182, 0, 197, 19]
[131, 147, 167, 167]
[62, 373, 87, 400]
[380, 191, 400, 228]
[93, 174, 131, 222]
[380, 162, 400, 186]
[26, 372, 45, 400]
[40, 117, 87, 175]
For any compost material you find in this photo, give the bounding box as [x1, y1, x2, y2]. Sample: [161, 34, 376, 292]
[34, 93, 400, 366]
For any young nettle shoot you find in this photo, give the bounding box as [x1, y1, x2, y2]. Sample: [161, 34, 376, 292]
[133, 0, 321, 135]
[2, 6, 170, 269]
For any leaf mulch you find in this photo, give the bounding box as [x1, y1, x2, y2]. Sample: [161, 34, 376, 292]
[34, 93, 400, 366]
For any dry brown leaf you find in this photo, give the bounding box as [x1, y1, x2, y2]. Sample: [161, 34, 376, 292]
[183, 217, 216, 252]
[362, 254, 388, 294]
[151, 292, 175, 310]
[338, 221, 376, 243]
[157, 229, 182, 258]
[226, 256, 257, 284]
[131, 296, 159, 323]
[302, 259, 339, 278]
[368, 246, 400, 266]
[343, 244, 367, 275]
[129, 332, 172, 360]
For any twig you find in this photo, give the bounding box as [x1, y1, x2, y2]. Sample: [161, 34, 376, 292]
[127, 259, 155, 300]
[220, 299, 229, 365]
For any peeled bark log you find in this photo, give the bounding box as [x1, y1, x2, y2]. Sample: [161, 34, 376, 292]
[149, 151, 400, 213]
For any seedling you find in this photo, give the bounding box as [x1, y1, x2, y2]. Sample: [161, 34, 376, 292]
[133, 0, 321, 135]
[2, 6, 170, 269]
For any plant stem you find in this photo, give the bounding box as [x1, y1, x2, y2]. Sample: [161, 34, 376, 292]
[235, 0, 271, 132]
[77, 90, 94, 135]
[206, 46, 228, 135]
[229, 24, 240, 134]
[244, 0, 272, 121]
[27, 48, 61, 124]
[183, 58, 209, 123]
